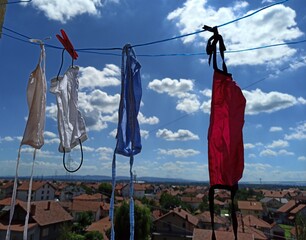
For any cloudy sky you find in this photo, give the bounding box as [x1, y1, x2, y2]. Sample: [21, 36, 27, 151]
[0, 0, 305, 182]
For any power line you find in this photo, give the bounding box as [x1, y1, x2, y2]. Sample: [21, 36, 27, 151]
[1, 0, 293, 53]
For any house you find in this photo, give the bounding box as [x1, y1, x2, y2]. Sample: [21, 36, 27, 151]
[262, 190, 290, 203]
[260, 197, 284, 212]
[17, 181, 55, 202]
[0, 200, 72, 240]
[152, 207, 199, 240]
[180, 197, 202, 210]
[238, 201, 263, 218]
[0, 181, 14, 200]
[58, 183, 86, 201]
[68, 200, 102, 222]
[192, 229, 253, 240]
[86, 216, 111, 240]
[242, 214, 271, 237]
[196, 211, 229, 230]
[276, 199, 298, 224]
[121, 183, 146, 199]
[73, 193, 103, 202]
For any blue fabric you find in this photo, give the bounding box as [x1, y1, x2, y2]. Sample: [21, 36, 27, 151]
[116, 44, 142, 157]
[110, 44, 142, 240]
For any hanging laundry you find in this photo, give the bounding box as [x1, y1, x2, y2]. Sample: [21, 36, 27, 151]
[0, 0, 7, 38]
[50, 66, 88, 155]
[204, 25, 246, 240]
[6, 43, 46, 240]
[109, 44, 142, 240]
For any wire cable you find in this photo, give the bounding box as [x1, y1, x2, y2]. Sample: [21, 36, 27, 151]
[0, 0, 32, 5]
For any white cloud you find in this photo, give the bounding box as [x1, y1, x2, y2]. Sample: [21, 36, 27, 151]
[96, 147, 113, 160]
[156, 128, 199, 141]
[285, 122, 306, 140]
[148, 78, 194, 98]
[269, 126, 283, 132]
[267, 139, 289, 149]
[260, 149, 277, 157]
[25, 0, 106, 23]
[243, 89, 306, 115]
[148, 78, 200, 113]
[0, 136, 15, 142]
[79, 64, 120, 90]
[157, 148, 201, 158]
[289, 56, 306, 70]
[248, 153, 256, 158]
[44, 131, 57, 138]
[298, 156, 306, 161]
[278, 149, 294, 156]
[109, 129, 117, 138]
[140, 130, 149, 140]
[167, 0, 303, 66]
[244, 143, 255, 149]
[176, 95, 200, 113]
[138, 112, 159, 125]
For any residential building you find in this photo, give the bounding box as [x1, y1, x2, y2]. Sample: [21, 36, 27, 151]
[152, 207, 199, 240]
[238, 201, 263, 218]
[0, 200, 72, 240]
[180, 196, 202, 210]
[121, 183, 145, 199]
[17, 181, 55, 202]
[192, 229, 253, 240]
[196, 211, 229, 230]
[86, 216, 111, 240]
[0, 181, 14, 200]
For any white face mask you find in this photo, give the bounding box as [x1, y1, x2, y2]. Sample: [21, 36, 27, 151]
[50, 66, 88, 153]
[21, 44, 47, 149]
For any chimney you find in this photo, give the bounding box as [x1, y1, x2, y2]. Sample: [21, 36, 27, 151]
[30, 204, 36, 215]
[46, 201, 51, 211]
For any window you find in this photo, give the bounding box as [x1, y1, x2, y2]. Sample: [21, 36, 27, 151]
[182, 222, 186, 228]
[42, 191, 44, 194]
[42, 227, 49, 237]
[41, 196, 44, 200]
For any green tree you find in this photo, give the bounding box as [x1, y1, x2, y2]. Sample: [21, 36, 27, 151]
[160, 192, 182, 211]
[98, 182, 112, 196]
[114, 201, 152, 240]
[74, 212, 94, 234]
[84, 231, 104, 240]
[296, 213, 306, 240]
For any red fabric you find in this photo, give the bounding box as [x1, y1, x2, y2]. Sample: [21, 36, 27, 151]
[208, 71, 246, 187]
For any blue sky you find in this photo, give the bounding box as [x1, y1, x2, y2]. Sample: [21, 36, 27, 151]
[0, 0, 305, 182]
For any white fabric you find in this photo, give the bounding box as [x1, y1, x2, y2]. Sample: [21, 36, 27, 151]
[6, 44, 46, 240]
[21, 44, 46, 149]
[50, 66, 87, 152]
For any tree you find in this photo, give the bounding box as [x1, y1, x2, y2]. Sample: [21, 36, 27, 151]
[160, 192, 182, 211]
[98, 182, 112, 196]
[296, 213, 306, 240]
[84, 231, 104, 240]
[74, 212, 94, 234]
[114, 201, 152, 240]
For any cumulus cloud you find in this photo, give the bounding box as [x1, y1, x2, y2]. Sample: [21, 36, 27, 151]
[243, 89, 306, 115]
[269, 126, 283, 132]
[298, 156, 306, 161]
[244, 143, 255, 149]
[157, 148, 201, 158]
[0, 136, 15, 142]
[285, 121, 306, 140]
[260, 149, 277, 157]
[167, 0, 303, 66]
[44, 131, 57, 138]
[148, 78, 200, 113]
[23, 0, 112, 23]
[96, 147, 113, 160]
[138, 112, 159, 125]
[156, 128, 199, 141]
[79, 64, 120, 90]
[267, 139, 289, 148]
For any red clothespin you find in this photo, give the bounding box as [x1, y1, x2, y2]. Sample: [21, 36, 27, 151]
[56, 29, 78, 60]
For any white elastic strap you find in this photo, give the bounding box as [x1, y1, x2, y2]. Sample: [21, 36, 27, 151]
[6, 145, 22, 240]
[23, 149, 36, 240]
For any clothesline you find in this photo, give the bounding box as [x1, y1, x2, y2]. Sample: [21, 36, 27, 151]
[1, 0, 296, 57]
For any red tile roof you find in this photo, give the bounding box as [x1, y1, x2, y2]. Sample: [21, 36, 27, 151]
[86, 216, 111, 240]
[238, 201, 263, 211]
[193, 229, 252, 240]
[277, 200, 297, 213]
[242, 215, 271, 229]
[0, 221, 37, 232]
[196, 211, 229, 225]
[154, 207, 199, 226]
[17, 181, 54, 191]
[70, 200, 101, 212]
[290, 204, 306, 214]
[73, 193, 102, 201]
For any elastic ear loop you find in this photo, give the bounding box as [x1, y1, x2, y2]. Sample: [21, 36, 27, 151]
[56, 49, 65, 80]
[63, 139, 84, 173]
